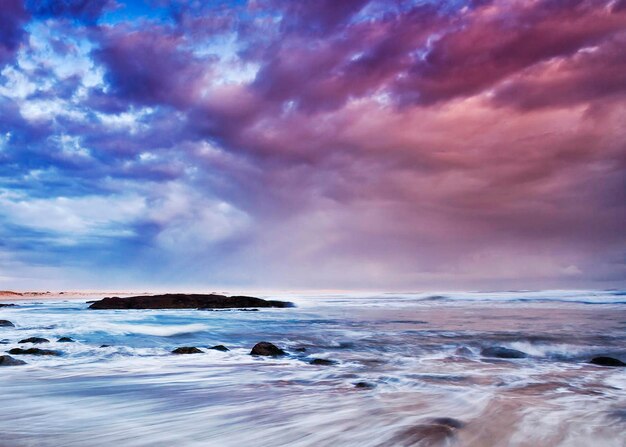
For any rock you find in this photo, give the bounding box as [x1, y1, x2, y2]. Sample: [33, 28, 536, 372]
[57, 337, 75, 343]
[89, 293, 293, 310]
[18, 337, 50, 344]
[430, 418, 465, 429]
[293, 347, 307, 352]
[310, 358, 337, 366]
[354, 381, 376, 389]
[208, 345, 229, 352]
[0, 304, 16, 307]
[0, 320, 14, 327]
[0, 355, 26, 366]
[250, 342, 286, 356]
[481, 346, 527, 359]
[8, 348, 60, 356]
[455, 346, 473, 356]
[172, 347, 203, 354]
[99, 344, 111, 348]
[387, 424, 455, 446]
[589, 356, 626, 367]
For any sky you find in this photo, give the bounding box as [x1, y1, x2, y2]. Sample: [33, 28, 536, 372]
[0, 0, 625, 291]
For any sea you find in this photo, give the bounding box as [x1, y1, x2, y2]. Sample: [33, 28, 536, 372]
[0, 290, 624, 447]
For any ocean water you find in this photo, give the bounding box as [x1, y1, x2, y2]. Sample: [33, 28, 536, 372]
[0, 290, 624, 447]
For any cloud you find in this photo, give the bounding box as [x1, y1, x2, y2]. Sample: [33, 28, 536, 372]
[0, 0, 624, 289]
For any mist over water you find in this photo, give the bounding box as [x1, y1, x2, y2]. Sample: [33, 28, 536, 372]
[0, 290, 624, 447]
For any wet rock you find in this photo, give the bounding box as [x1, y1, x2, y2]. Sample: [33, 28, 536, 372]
[0, 304, 16, 307]
[99, 344, 111, 348]
[455, 346, 473, 356]
[354, 381, 376, 389]
[89, 293, 293, 310]
[310, 358, 338, 366]
[481, 346, 527, 359]
[208, 345, 229, 352]
[386, 424, 454, 446]
[8, 348, 60, 356]
[57, 337, 75, 343]
[0, 355, 26, 366]
[172, 347, 203, 354]
[18, 337, 50, 344]
[250, 342, 286, 356]
[0, 320, 14, 327]
[430, 418, 465, 429]
[589, 356, 626, 367]
[293, 347, 307, 352]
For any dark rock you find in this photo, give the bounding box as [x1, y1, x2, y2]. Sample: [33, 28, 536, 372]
[455, 346, 473, 356]
[481, 346, 528, 359]
[310, 358, 338, 366]
[89, 293, 293, 310]
[57, 337, 75, 343]
[354, 381, 376, 389]
[208, 345, 229, 352]
[589, 356, 626, 367]
[387, 424, 454, 446]
[8, 348, 60, 356]
[0, 304, 16, 307]
[0, 355, 26, 366]
[293, 347, 307, 352]
[240, 308, 259, 312]
[250, 342, 286, 356]
[0, 320, 14, 327]
[18, 337, 49, 344]
[99, 344, 111, 348]
[172, 347, 203, 354]
[430, 418, 465, 429]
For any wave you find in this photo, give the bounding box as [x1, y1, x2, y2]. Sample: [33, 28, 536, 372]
[99, 323, 210, 337]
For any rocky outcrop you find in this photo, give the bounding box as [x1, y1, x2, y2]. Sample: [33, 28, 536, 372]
[89, 293, 293, 310]
[57, 337, 75, 343]
[310, 358, 337, 365]
[589, 356, 625, 367]
[18, 337, 49, 344]
[0, 320, 14, 327]
[208, 345, 229, 352]
[481, 346, 527, 359]
[0, 355, 26, 366]
[172, 347, 203, 354]
[8, 348, 60, 356]
[250, 342, 286, 356]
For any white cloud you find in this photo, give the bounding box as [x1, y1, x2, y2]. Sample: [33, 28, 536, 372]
[0, 190, 146, 243]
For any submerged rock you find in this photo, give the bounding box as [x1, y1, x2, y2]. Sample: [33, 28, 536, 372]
[293, 347, 307, 352]
[589, 356, 626, 367]
[0, 320, 14, 327]
[455, 346, 473, 356]
[387, 424, 455, 446]
[250, 342, 286, 356]
[0, 355, 26, 366]
[18, 337, 49, 344]
[481, 346, 528, 359]
[208, 345, 229, 352]
[354, 381, 376, 389]
[430, 418, 465, 429]
[310, 358, 338, 366]
[8, 348, 60, 356]
[172, 347, 203, 354]
[57, 337, 75, 343]
[89, 293, 293, 310]
[99, 344, 111, 348]
[0, 304, 16, 307]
